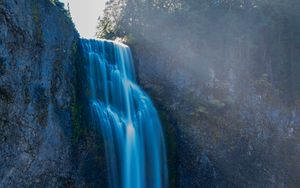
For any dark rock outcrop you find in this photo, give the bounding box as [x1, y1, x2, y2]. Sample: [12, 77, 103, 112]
[0, 0, 78, 186]
[132, 28, 300, 187]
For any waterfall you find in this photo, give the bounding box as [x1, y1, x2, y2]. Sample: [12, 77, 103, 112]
[80, 39, 168, 188]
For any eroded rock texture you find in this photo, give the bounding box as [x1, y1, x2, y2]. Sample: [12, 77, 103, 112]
[0, 0, 78, 187]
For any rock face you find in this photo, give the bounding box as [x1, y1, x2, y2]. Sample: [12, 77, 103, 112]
[1, 0, 300, 187]
[132, 34, 300, 187]
[0, 0, 78, 186]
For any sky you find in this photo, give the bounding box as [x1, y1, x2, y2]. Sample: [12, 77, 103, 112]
[62, 0, 107, 38]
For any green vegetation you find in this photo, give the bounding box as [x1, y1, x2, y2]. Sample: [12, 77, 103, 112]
[97, 0, 300, 105]
[96, 1, 300, 187]
[209, 99, 225, 110]
[49, 0, 64, 8]
[34, 86, 48, 126]
[70, 39, 85, 144]
[49, 0, 71, 18]
[31, 0, 43, 46]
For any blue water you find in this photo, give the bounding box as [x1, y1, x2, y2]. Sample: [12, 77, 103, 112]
[81, 39, 168, 188]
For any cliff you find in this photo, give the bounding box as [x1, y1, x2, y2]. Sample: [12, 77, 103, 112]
[1, 0, 300, 187]
[0, 0, 78, 186]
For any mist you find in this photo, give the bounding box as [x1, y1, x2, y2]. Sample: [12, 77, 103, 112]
[98, 0, 300, 187]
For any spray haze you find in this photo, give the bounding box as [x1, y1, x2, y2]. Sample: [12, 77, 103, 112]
[97, 0, 300, 187]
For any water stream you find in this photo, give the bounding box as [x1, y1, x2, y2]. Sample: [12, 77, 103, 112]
[81, 39, 168, 188]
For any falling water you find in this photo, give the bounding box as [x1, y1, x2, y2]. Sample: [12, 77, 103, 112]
[80, 39, 168, 188]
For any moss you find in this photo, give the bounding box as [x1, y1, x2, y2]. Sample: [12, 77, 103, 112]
[31, 0, 43, 46]
[34, 86, 49, 127]
[70, 40, 84, 144]
[70, 96, 86, 144]
[24, 86, 30, 105]
[70, 39, 90, 144]
[70, 95, 90, 143]
[50, 60, 60, 104]
[196, 105, 208, 115]
[255, 73, 272, 91]
[209, 99, 225, 109]
[49, 0, 58, 5]
[49, 0, 64, 8]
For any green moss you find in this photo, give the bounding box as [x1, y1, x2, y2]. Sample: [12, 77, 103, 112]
[209, 99, 225, 109]
[31, 1, 43, 46]
[49, 0, 64, 8]
[70, 94, 87, 144]
[49, 0, 58, 5]
[34, 86, 48, 126]
[50, 60, 60, 104]
[70, 39, 110, 187]
[254, 73, 272, 92]
[70, 39, 90, 144]
[196, 105, 208, 114]
[70, 40, 79, 142]
[71, 103, 85, 143]
[71, 40, 77, 54]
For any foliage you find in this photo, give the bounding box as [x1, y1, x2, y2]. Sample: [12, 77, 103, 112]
[96, 2, 300, 186]
[97, 0, 300, 105]
[31, 0, 43, 46]
[50, 0, 64, 8]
